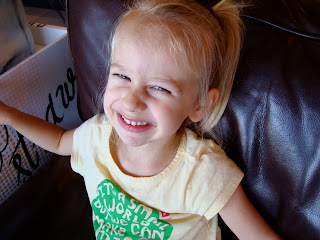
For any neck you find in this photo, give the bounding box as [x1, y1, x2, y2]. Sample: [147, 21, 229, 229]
[111, 131, 182, 177]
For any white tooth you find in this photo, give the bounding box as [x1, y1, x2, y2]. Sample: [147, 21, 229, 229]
[122, 116, 131, 124]
[122, 115, 148, 126]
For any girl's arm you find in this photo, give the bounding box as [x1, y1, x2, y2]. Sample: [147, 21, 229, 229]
[0, 101, 74, 156]
[219, 184, 282, 240]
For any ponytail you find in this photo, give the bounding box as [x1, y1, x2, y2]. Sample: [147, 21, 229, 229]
[199, 0, 245, 143]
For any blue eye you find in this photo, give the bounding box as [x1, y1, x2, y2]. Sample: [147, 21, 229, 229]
[114, 74, 130, 80]
[153, 86, 170, 93]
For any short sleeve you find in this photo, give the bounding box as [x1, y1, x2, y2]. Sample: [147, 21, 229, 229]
[184, 130, 244, 220]
[70, 114, 111, 176]
[70, 118, 89, 174]
[203, 159, 244, 220]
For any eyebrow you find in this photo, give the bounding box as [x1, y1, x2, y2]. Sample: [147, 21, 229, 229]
[110, 63, 183, 93]
[152, 78, 183, 93]
[110, 63, 125, 71]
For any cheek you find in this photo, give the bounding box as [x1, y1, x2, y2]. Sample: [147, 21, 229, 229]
[103, 90, 110, 107]
[104, 83, 119, 102]
[103, 87, 126, 118]
[153, 102, 187, 126]
[103, 88, 115, 112]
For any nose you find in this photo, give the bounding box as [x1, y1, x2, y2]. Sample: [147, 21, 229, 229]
[121, 88, 147, 112]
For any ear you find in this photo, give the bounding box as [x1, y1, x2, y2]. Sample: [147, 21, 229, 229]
[189, 88, 219, 122]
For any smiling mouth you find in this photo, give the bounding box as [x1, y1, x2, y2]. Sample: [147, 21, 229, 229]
[121, 115, 148, 126]
[117, 114, 154, 133]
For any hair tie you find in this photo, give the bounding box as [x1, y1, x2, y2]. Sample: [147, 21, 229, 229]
[196, 0, 219, 17]
[206, 6, 215, 17]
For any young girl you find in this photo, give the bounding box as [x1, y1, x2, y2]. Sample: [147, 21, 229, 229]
[0, 0, 282, 239]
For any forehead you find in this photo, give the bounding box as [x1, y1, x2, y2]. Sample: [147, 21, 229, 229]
[113, 14, 190, 63]
[113, 19, 189, 73]
[114, 17, 165, 52]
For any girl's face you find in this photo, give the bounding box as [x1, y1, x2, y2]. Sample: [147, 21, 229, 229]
[103, 28, 201, 148]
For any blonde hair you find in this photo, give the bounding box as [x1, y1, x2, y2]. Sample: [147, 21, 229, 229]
[109, 0, 244, 143]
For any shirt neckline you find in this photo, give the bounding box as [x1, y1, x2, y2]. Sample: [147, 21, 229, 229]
[105, 124, 187, 183]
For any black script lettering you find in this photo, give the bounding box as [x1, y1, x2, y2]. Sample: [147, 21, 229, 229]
[55, 68, 75, 108]
[46, 93, 64, 124]
[11, 152, 32, 184]
[9, 132, 39, 184]
[45, 68, 76, 124]
[0, 125, 9, 172]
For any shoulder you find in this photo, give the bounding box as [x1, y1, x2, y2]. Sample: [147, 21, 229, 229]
[74, 114, 112, 144]
[71, 114, 112, 172]
[184, 128, 242, 179]
[182, 128, 244, 218]
[76, 114, 110, 132]
[85, 113, 109, 126]
[184, 128, 229, 165]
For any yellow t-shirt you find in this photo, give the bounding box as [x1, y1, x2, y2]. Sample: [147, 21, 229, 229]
[71, 114, 244, 240]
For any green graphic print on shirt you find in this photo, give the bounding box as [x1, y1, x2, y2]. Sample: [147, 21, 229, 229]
[92, 179, 174, 240]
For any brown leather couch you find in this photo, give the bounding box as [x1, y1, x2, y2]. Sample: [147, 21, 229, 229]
[0, 0, 319, 239]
